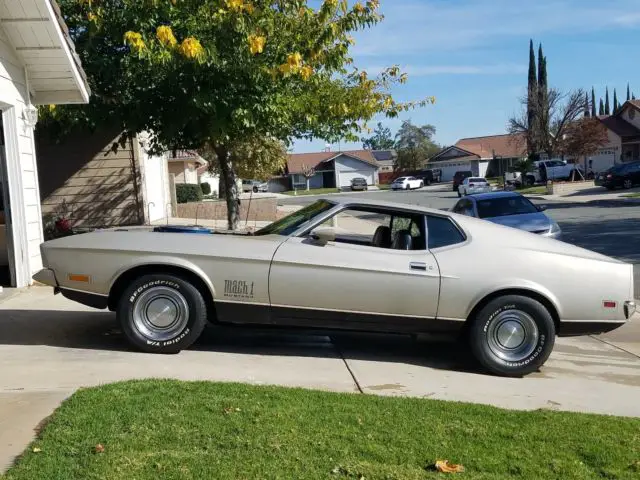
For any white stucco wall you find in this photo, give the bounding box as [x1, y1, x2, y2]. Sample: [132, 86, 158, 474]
[0, 27, 44, 286]
[587, 128, 622, 173]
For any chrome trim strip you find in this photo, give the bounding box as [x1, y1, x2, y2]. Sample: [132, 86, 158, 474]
[269, 303, 437, 319]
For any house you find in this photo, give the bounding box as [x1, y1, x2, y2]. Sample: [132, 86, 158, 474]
[36, 129, 173, 228]
[427, 133, 527, 182]
[287, 150, 380, 190]
[371, 149, 397, 173]
[589, 100, 640, 173]
[168, 149, 207, 184]
[0, 0, 90, 288]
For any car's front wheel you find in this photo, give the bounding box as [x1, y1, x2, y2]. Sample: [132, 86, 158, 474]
[117, 274, 208, 354]
[457, 190, 462, 198]
[468, 295, 556, 377]
[623, 179, 633, 189]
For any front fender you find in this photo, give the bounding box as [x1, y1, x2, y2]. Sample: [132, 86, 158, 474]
[108, 255, 216, 299]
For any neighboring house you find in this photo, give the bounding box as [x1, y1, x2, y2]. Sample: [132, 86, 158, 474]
[428, 133, 527, 182]
[0, 0, 90, 288]
[589, 100, 640, 173]
[371, 149, 397, 173]
[168, 150, 206, 184]
[36, 129, 172, 228]
[287, 150, 380, 190]
[197, 164, 219, 195]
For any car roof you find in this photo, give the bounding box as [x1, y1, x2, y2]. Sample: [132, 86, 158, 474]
[318, 196, 451, 216]
[461, 191, 523, 201]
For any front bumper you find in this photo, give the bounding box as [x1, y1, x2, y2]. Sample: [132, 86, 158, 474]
[32, 268, 58, 287]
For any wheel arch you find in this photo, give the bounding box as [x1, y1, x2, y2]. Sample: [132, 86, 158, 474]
[466, 287, 561, 332]
[107, 262, 216, 320]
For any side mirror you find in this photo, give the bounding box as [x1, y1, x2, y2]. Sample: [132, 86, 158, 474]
[310, 227, 336, 244]
[537, 205, 547, 212]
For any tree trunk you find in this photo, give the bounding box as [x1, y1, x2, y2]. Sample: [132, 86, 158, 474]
[306, 178, 310, 191]
[216, 145, 239, 231]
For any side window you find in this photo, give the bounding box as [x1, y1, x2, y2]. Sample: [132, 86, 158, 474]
[427, 215, 465, 249]
[452, 201, 466, 214]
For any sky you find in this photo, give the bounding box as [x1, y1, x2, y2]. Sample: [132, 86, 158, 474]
[292, 0, 640, 153]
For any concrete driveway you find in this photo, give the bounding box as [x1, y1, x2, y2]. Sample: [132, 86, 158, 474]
[1, 287, 640, 469]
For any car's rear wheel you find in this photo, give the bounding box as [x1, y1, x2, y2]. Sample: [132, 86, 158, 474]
[117, 274, 208, 353]
[623, 179, 633, 189]
[468, 295, 555, 377]
[405, 184, 410, 190]
[457, 191, 462, 198]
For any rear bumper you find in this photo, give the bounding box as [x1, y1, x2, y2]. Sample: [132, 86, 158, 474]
[559, 321, 627, 337]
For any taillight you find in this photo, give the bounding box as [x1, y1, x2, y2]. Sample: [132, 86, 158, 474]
[607, 174, 613, 178]
[603, 301, 617, 309]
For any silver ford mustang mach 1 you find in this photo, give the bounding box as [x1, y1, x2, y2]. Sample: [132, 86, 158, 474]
[33, 198, 636, 377]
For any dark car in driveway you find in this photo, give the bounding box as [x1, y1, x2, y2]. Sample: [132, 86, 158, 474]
[452, 170, 473, 191]
[350, 177, 368, 191]
[595, 161, 640, 190]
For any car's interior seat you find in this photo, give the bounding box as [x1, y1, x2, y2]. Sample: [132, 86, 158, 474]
[392, 230, 413, 250]
[371, 226, 392, 248]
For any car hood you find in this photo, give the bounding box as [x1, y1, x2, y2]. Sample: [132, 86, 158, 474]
[484, 212, 551, 233]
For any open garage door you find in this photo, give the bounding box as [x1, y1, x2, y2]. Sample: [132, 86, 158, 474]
[339, 170, 374, 187]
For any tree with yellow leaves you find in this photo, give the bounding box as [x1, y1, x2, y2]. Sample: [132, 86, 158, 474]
[47, 0, 434, 229]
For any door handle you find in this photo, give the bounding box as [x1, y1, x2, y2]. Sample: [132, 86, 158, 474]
[410, 262, 427, 271]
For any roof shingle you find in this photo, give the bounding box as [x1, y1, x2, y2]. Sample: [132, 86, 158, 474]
[597, 115, 640, 137]
[454, 133, 527, 159]
[287, 150, 379, 173]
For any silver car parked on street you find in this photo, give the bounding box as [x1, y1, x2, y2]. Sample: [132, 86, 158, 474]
[452, 191, 561, 239]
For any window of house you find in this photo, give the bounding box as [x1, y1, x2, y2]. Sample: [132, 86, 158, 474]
[426, 215, 466, 249]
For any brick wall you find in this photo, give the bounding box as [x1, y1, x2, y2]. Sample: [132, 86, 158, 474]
[176, 197, 278, 222]
[546, 181, 595, 195]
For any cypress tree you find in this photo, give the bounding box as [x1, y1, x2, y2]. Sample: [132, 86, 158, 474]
[537, 44, 548, 147]
[527, 39, 538, 157]
[627, 83, 631, 102]
[584, 92, 590, 117]
[591, 87, 597, 117]
[613, 89, 619, 112]
[605, 87, 611, 115]
[599, 98, 605, 115]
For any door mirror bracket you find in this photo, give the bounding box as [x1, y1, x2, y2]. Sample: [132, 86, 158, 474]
[309, 227, 336, 244]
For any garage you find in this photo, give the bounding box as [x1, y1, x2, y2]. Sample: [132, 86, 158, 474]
[339, 169, 374, 186]
[432, 161, 473, 182]
[0, 0, 90, 288]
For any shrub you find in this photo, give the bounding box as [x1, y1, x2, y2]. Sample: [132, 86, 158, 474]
[176, 184, 203, 204]
[200, 182, 212, 195]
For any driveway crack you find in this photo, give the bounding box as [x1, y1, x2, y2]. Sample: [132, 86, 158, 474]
[332, 338, 363, 394]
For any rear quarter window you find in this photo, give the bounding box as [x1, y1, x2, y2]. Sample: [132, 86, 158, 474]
[427, 216, 466, 249]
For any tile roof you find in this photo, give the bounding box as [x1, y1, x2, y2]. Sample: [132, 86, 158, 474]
[168, 150, 206, 165]
[455, 133, 527, 159]
[287, 150, 379, 173]
[597, 115, 640, 137]
[627, 99, 640, 110]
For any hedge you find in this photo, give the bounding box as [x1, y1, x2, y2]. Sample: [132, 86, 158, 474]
[176, 184, 203, 204]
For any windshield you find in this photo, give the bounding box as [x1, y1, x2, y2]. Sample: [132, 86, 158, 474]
[254, 200, 334, 236]
[476, 196, 538, 219]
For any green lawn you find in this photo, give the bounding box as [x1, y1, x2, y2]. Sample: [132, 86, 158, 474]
[283, 187, 340, 196]
[516, 185, 548, 195]
[4, 380, 640, 480]
[622, 192, 640, 198]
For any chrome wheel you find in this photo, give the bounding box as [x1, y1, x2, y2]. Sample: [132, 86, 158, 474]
[486, 309, 539, 362]
[132, 286, 189, 341]
[623, 179, 633, 189]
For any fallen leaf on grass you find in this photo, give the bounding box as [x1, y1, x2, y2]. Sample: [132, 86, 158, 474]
[223, 407, 242, 415]
[434, 459, 465, 473]
[32, 447, 41, 453]
[93, 444, 105, 454]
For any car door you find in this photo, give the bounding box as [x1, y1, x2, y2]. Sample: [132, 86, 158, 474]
[268, 206, 441, 329]
[630, 162, 640, 185]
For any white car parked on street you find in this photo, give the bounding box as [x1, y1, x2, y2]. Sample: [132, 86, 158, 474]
[458, 177, 492, 197]
[391, 176, 423, 191]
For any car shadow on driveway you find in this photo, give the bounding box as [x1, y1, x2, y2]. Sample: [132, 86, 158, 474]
[0, 309, 479, 374]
